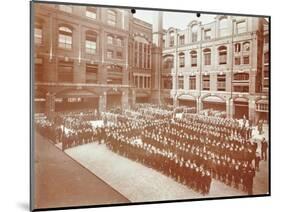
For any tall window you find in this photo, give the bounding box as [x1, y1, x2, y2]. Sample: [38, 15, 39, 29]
[191, 25, 198, 42]
[58, 26, 72, 49]
[86, 64, 98, 83]
[179, 52, 185, 67]
[58, 61, 73, 82]
[189, 76, 196, 90]
[169, 31, 175, 47]
[234, 43, 241, 52]
[107, 35, 113, 44]
[144, 44, 147, 68]
[264, 34, 269, 44]
[178, 76, 184, 89]
[58, 5, 72, 13]
[179, 35, 185, 45]
[218, 46, 227, 65]
[203, 48, 211, 66]
[116, 51, 123, 59]
[204, 29, 211, 40]
[134, 41, 138, 67]
[107, 50, 113, 58]
[264, 52, 269, 64]
[235, 57, 241, 65]
[85, 31, 97, 54]
[243, 42, 250, 52]
[217, 74, 226, 91]
[35, 57, 43, 82]
[139, 43, 143, 68]
[243, 56, 250, 64]
[107, 10, 117, 26]
[139, 76, 143, 88]
[202, 75, 210, 90]
[35, 25, 43, 45]
[116, 37, 123, 46]
[86, 7, 97, 19]
[236, 20, 246, 34]
[219, 17, 228, 37]
[147, 45, 151, 69]
[190, 50, 197, 67]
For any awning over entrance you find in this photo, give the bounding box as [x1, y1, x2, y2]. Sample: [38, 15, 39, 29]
[56, 89, 99, 98]
[202, 96, 225, 103]
[178, 95, 195, 101]
[256, 99, 268, 104]
[234, 97, 248, 103]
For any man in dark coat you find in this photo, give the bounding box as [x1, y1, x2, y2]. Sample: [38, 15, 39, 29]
[261, 138, 268, 161]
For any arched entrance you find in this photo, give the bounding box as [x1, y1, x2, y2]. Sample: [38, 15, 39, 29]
[202, 95, 226, 111]
[136, 91, 150, 103]
[55, 89, 99, 112]
[233, 97, 249, 119]
[178, 95, 197, 112]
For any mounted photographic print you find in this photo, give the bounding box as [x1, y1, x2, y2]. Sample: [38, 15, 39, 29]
[30, 1, 270, 211]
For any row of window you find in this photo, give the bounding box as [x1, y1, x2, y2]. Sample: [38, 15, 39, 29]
[162, 73, 250, 92]
[106, 49, 123, 59]
[165, 18, 247, 47]
[134, 41, 151, 69]
[176, 75, 227, 91]
[35, 59, 124, 83]
[163, 44, 251, 69]
[35, 25, 125, 59]
[133, 75, 151, 89]
[58, 5, 117, 26]
[107, 35, 123, 46]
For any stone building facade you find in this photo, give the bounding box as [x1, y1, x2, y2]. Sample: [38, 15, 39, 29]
[160, 15, 269, 123]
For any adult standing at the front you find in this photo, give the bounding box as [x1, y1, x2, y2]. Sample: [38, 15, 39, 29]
[261, 138, 268, 161]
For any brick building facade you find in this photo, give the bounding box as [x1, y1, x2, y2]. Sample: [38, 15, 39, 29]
[33, 3, 269, 124]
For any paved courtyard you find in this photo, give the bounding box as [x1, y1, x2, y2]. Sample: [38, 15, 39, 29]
[65, 142, 269, 203]
[34, 133, 129, 209]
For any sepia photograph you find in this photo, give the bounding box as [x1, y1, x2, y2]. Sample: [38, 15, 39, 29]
[31, 1, 270, 210]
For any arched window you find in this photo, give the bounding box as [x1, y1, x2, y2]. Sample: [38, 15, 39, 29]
[107, 10, 117, 26]
[58, 26, 72, 49]
[179, 52, 185, 67]
[163, 55, 174, 69]
[190, 50, 197, 67]
[234, 43, 241, 52]
[191, 25, 198, 42]
[179, 35, 185, 45]
[86, 7, 97, 19]
[169, 31, 175, 47]
[243, 42, 250, 52]
[219, 17, 228, 37]
[218, 46, 227, 65]
[203, 48, 211, 66]
[85, 31, 97, 54]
